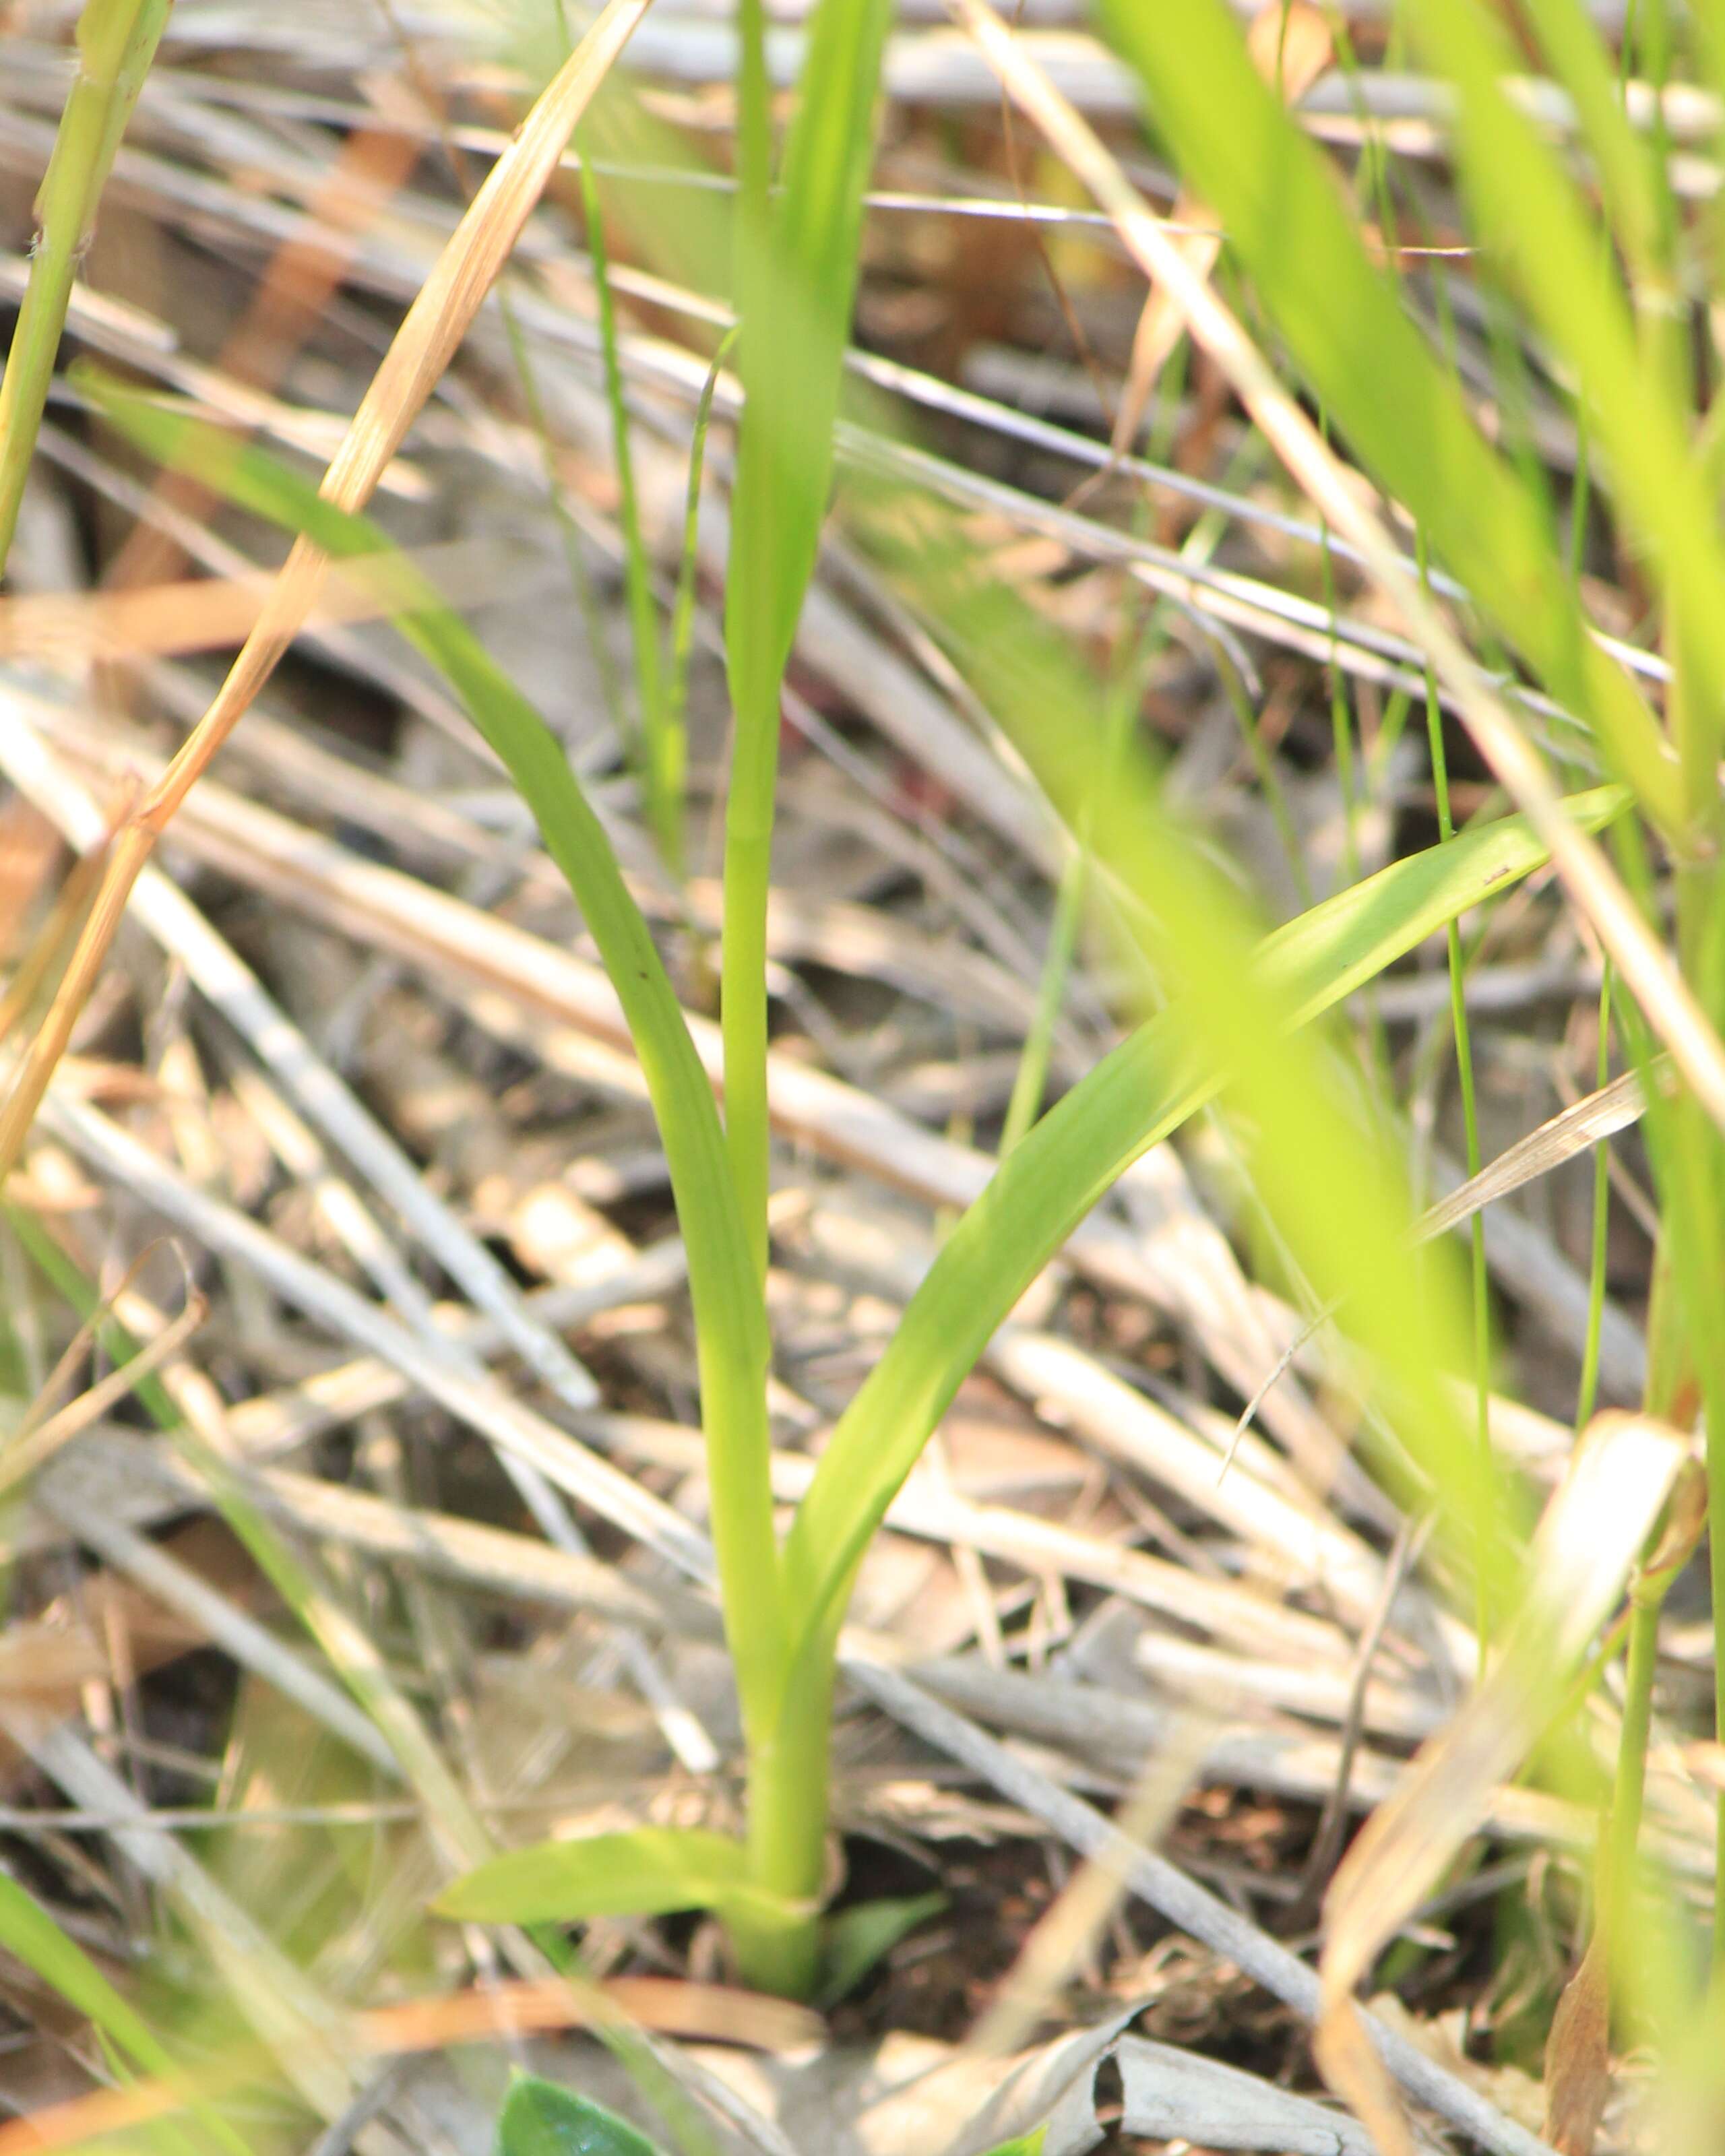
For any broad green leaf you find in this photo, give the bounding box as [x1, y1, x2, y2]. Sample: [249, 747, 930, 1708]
[436, 1827, 803, 1930]
[1407, 0, 1725, 806]
[1094, 0, 1681, 830]
[496, 2074, 663, 2156]
[816, 1891, 946, 2006]
[81, 379, 789, 1745]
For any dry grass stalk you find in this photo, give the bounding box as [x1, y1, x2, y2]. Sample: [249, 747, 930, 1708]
[0, 0, 653, 1182]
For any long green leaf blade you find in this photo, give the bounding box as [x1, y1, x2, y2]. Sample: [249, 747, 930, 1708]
[82, 382, 789, 1743]
[782, 782, 1623, 1645]
[721, 0, 893, 1279]
[437, 1827, 802, 1930]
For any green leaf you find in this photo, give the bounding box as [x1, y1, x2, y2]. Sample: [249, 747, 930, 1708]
[1404, 0, 1725, 806]
[978, 2135, 1046, 2156]
[496, 2075, 664, 2156]
[721, 0, 895, 1283]
[80, 375, 789, 1750]
[436, 1827, 805, 1930]
[816, 1891, 946, 2006]
[782, 769, 1623, 1653]
[1093, 0, 1681, 829]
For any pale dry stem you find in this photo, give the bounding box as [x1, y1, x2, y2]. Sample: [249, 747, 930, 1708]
[0, 0, 654, 1182]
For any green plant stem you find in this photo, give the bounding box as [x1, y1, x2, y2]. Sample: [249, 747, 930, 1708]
[0, 0, 168, 577]
[733, 1641, 837, 1998]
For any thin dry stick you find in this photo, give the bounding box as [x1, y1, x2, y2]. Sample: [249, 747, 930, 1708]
[0, 0, 653, 1182]
[950, 0, 1725, 1140]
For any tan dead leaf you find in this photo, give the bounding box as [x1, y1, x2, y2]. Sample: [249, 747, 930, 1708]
[1111, 1, 1332, 453]
[1544, 1934, 1612, 2156]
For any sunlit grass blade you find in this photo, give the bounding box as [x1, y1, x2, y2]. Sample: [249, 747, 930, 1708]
[780, 773, 1617, 1652]
[0, 0, 169, 575]
[721, 0, 893, 1283]
[82, 381, 786, 1794]
[1406, 0, 1725, 814]
[784, 526, 1627, 1661]
[1093, 0, 1681, 831]
[1512, 0, 1666, 292]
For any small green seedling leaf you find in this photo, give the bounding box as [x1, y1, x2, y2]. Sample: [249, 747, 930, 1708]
[816, 1890, 946, 2006]
[977, 2134, 1046, 2156]
[436, 1826, 804, 1931]
[496, 2074, 664, 2156]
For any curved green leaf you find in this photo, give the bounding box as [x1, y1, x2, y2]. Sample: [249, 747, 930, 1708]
[496, 2075, 664, 2156]
[781, 780, 1625, 1651]
[77, 377, 788, 1742]
[436, 1827, 805, 1930]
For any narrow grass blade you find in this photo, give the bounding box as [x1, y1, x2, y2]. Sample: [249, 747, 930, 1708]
[0, 1874, 250, 2156]
[82, 383, 787, 1745]
[782, 763, 1621, 1662]
[1407, 0, 1725, 809]
[722, 0, 893, 1275]
[1092, 0, 1679, 826]
[0, 0, 170, 573]
[1513, 0, 1666, 288]
[437, 1827, 803, 1932]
